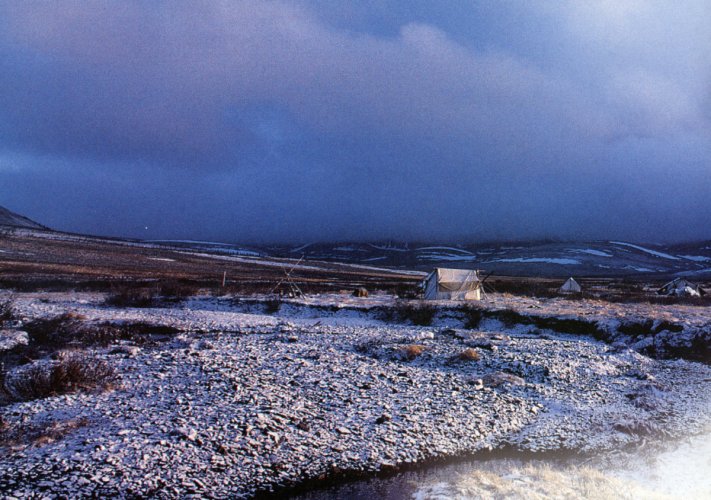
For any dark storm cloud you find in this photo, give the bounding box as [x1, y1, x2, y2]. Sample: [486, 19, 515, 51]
[0, 1, 710, 243]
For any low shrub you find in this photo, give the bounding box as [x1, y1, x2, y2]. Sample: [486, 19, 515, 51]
[105, 286, 157, 308]
[493, 309, 530, 328]
[23, 313, 84, 351]
[264, 298, 282, 314]
[532, 317, 605, 339]
[458, 347, 480, 361]
[396, 344, 426, 361]
[396, 303, 436, 326]
[0, 300, 15, 322]
[4, 353, 116, 401]
[0, 417, 90, 448]
[20, 315, 180, 355]
[617, 320, 655, 337]
[461, 305, 483, 329]
[156, 280, 200, 301]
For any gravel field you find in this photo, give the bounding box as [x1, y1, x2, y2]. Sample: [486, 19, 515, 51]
[1, 292, 710, 498]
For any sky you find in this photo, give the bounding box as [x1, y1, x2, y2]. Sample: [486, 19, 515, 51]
[0, 0, 710, 244]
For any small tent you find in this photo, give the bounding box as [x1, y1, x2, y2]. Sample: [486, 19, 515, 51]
[423, 268, 481, 300]
[657, 278, 705, 297]
[559, 277, 582, 294]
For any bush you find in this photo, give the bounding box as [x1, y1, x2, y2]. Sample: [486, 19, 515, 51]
[493, 308, 530, 328]
[4, 353, 115, 401]
[156, 280, 200, 301]
[532, 316, 604, 339]
[396, 303, 436, 326]
[0, 299, 15, 322]
[105, 286, 157, 308]
[458, 348, 480, 361]
[461, 305, 483, 329]
[23, 313, 85, 351]
[396, 344, 427, 361]
[264, 298, 281, 314]
[617, 320, 655, 337]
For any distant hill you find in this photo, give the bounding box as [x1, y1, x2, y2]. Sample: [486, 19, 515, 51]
[134, 238, 711, 278]
[259, 240, 711, 278]
[0, 205, 48, 230]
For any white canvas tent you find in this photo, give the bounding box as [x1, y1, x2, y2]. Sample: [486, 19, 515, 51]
[657, 278, 705, 297]
[559, 277, 582, 294]
[423, 268, 481, 300]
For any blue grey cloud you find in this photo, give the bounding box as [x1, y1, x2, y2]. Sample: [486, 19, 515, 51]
[0, 1, 709, 243]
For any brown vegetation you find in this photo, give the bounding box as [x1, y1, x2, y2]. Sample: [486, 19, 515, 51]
[0, 417, 90, 449]
[397, 344, 427, 361]
[458, 348, 480, 361]
[3, 353, 115, 402]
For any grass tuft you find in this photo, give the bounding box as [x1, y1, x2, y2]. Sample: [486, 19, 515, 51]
[4, 353, 115, 402]
[396, 344, 427, 361]
[458, 347, 480, 361]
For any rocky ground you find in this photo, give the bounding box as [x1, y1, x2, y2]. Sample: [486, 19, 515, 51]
[1, 291, 710, 498]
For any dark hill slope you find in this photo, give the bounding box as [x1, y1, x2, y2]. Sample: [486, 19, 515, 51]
[0, 205, 48, 230]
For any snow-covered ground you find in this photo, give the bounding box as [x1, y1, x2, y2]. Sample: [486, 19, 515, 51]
[0, 291, 709, 498]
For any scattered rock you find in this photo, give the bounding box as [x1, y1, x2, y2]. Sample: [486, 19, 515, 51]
[173, 427, 198, 442]
[482, 371, 525, 387]
[375, 413, 391, 424]
[110, 345, 141, 357]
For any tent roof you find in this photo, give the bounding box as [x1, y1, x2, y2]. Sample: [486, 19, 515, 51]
[431, 268, 480, 283]
[658, 277, 705, 294]
[559, 277, 581, 293]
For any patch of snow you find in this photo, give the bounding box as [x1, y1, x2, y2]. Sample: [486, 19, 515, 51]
[416, 253, 477, 262]
[679, 255, 711, 262]
[416, 246, 474, 255]
[177, 252, 326, 271]
[290, 243, 312, 253]
[487, 258, 581, 265]
[147, 257, 175, 262]
[570, 249, 612, 257]
[146, 239, 234, 246]
[610, 242, 680, 260]
[624, 266, 654, 273]
[368, 243, 409, 252]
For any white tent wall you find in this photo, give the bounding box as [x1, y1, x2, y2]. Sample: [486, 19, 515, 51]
[559, 277, 581, 294]
[658, 278, 705, 297]
[423, 268, 481, 300]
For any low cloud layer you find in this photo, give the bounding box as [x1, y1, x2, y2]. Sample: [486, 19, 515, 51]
[1, 1, 710, 243]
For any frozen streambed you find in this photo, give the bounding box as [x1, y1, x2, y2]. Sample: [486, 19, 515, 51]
[297, 430, 711, 499]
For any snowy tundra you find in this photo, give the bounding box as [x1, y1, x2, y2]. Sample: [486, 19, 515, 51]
[0, 291, 709, 498]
